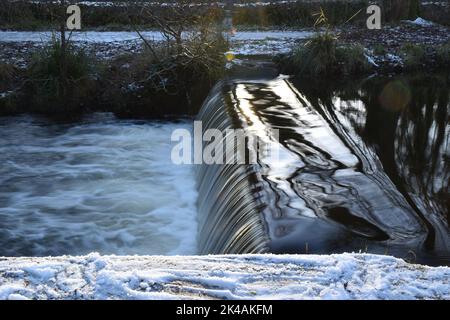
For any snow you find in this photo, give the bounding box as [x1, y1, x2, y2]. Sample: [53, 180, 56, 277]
[364, 53, 379, 67]
[16, 1, 307, 8]
[228, 31, 313, 55]
[386, 53, 404, 66]
[0, 30, 313, 43]
[0, 30, 313, 56]
[0, 253, 448, 300]
[0, 91, 13, 99]
[0, 31, 166, 43]
[405, 17, 435, 27]
[229, 31, 313, 41]
[0, 31, 312, 43]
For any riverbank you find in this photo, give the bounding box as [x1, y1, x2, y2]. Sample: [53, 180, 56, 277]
[2, 0, 449, 31]
[1, 21, 448, 67]
[0, 253, 449, 299]
[1, 21, 449, 117]
[276, 19, 450, 77]
[339, 19, 450, 72]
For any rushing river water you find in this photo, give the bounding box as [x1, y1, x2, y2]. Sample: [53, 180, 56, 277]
[0, 73, 448, 266]
[0, 114, 197, 256]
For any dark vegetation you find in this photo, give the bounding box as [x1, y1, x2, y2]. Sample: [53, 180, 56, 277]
[278, 37, 449, 79]
[232, 0, 368, 28]
[0, 2, 228, 117]
[1, 1, 449, 116]
[0, 63, 18, 91]
[25, 37, 97, 114]
[277, 32, 373, 77]
[398, 42, 450, 71]
[276, 8, 372, 77]
[0, 63, 20, 115]
[0, 0, 224, 30]
[400, 43, 426, 70]
[102, 5, 228, 117]
[232, 0, 425, 27]
[275, 4, 450, 78]
[436, 44, 450, 67]
[1, 0, 447, 30]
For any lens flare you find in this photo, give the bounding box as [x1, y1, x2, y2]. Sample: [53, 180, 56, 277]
[225, 51, 235, 62]
[379, 80, 411, 112]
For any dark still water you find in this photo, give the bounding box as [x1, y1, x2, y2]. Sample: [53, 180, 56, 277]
[288, 74, 449, 265]
[197, 73, 449, 266]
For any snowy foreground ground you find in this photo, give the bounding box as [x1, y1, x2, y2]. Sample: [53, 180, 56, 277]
[0, 253, 449, 300]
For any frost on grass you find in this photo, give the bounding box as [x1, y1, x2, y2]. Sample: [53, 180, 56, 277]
[0, 253, 449, 300]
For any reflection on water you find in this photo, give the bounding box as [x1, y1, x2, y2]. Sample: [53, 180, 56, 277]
[316, 74, 449, 263]
[0, 114, 198, 256]
[216, 73, 449, 265]
[0, 74, 447, 265]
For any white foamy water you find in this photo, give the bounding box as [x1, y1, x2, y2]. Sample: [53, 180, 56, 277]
[0, 114, 198, 256]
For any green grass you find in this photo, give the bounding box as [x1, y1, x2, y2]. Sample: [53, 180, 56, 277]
[26, 36, 97, 114]
[290, 33, 338, 76]
[436, 43, 450, 66]
[401, 43, 426, 70]
[373, 43, 387, 56]
[1, 0, 432, 31]
[280, 32, 372, 77]
[0, 63, 17, 86]
[336, 44, 371, 75]
[0, 63, 20, 115]
[102, 30, 227, 117]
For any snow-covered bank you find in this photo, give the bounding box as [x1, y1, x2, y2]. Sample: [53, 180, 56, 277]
[0, 30, 313, 62]
[0, 253, 449, 300]
[0, 30, 313, 43]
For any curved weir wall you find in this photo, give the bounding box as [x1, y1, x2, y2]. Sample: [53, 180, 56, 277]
[196, 83, 270, 254]
[195, 76, 449, 264]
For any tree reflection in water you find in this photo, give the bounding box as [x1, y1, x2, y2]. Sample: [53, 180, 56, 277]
[292, 73, 449, 262]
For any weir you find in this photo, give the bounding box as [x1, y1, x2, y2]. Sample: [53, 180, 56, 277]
[195, 74, 446, 261]
[196, 83, 270, 254]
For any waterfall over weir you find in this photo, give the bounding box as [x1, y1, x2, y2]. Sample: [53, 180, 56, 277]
[196, 83, 270, 254]
[195, 75, 449, 264]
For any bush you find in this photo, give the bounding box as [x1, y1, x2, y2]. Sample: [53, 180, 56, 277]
[436, 43, 450, 66]
[336, 44, 371, 75]
[0, 63, 21, 115]
[0, 0, 430, 30]
[104, 26, 227, 117]
[0, 92, 19, 116]
[373, 44, 387, 56]
[0, 63, 17, 89]
[26, 35, 97, 114]
[381, 0, 422, 21]
[289, 32, 338, 76]
[280, 33, 371, 77]
[0, 1, 224, 30]
[232, 1, 369, 28]
[277, 6, 372, 77]
[400, 43, 425, 70]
